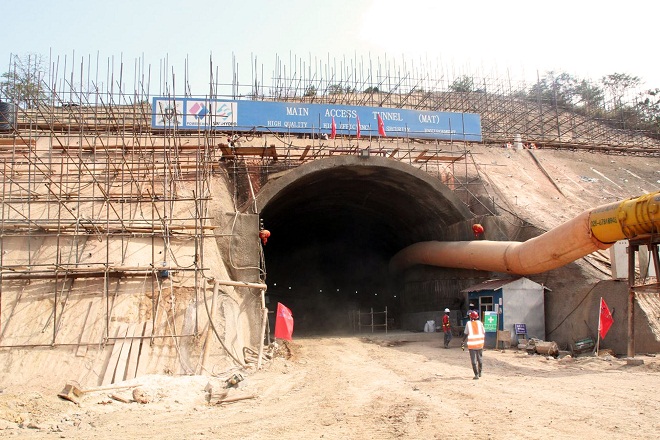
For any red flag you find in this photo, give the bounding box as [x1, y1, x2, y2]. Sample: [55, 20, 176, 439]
[377, 113, 386, 137]
[274, 302, 294, 341]
[330, 117, 336, 139]
[599, 297, 614, 339]
[356, 116, 361, 139]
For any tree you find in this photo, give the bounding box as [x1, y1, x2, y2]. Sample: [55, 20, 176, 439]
[529, 72, 578, 106]
[0, 54, 48, 108]
[635, 88, 660, 129]
[449, 75, 474, 92]
[573, 79, 604, 112]
[327, 84, 343, 95]
[304, 85, 317, 97]
[601, 73, 641, 110]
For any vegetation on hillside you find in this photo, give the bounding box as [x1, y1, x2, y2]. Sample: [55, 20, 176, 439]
[0, 54, 47, 109]
[450, 72, 660, 136]
[3, 52, 660, 137]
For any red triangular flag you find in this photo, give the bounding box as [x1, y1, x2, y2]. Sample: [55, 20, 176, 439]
[599, 297, 614, 339]
[274, 302, 294, 341]
[377, 113, 386, 137]
[330, 117, 336, 139]
[356, 116, 361, 139]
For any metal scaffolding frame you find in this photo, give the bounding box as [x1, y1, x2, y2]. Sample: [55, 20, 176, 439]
[0, 60, 219, 348]
[1, 52, 659, 350]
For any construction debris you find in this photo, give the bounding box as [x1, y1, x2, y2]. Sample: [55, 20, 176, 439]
[571, 337, 596, 356]
[57, 382, 142, 405]
[517, 338, 559, 357]
[205, 379, 255, 405]
[226, 373, 244, 388]
[110, 393, 133, 404]
[132, 387, 150, 404]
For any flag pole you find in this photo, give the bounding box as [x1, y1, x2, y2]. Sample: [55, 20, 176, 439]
[595, 297, 602, 356]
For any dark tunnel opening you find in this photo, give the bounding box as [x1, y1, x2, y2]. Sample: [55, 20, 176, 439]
[258, 158, 471, 336]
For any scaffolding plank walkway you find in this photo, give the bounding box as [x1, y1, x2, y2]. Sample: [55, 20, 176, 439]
[124, 322, 145, 381]
[135, 321, 154, 379]
[101, 324, 128, 386]
[114, 323, 136, 383]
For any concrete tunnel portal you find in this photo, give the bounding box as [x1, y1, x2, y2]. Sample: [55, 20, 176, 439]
[255, 156, 473, 335]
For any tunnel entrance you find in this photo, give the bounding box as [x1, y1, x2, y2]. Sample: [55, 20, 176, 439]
[255, 156, 472, 336]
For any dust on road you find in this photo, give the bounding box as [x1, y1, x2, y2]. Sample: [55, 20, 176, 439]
[1, 332, 658, 439]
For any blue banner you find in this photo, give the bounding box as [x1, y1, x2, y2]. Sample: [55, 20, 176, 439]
[151, 97, 481, 142]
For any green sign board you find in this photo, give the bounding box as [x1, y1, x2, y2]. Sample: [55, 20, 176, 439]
[484, 311, 498, 333]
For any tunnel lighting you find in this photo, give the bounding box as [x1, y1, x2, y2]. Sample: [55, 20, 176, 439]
[319, 289, 323, 292]
[336, 288, 339, 292]
[273, 283, 277, 286]
[288, 286, 291, 290]
[393, 295, 397, 298]
[374, 293, 378, 296]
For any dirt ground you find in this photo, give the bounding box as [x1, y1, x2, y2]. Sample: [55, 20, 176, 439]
[1, 332, 658, 439]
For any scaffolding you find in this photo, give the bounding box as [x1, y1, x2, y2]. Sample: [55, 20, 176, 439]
[0, 67, 221, 350]
[1, 52, 659, 348]
[350, 307, 389, 334]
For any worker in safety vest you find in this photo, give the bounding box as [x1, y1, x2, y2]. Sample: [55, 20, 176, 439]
[462, 310, 485, 380]
[442, 308, 452, 349]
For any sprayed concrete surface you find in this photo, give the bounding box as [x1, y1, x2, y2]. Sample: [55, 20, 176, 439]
[0, 136, 658, 437]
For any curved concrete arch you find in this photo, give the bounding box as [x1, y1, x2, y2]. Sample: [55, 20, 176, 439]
[254, 155, 472, 225]
[255, 155, 479, 335]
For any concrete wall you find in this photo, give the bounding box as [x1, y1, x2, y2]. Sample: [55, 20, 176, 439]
[544, 279, 660, 355]
[502, 279, 546, 344]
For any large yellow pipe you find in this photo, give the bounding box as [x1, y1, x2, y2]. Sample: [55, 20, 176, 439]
[389, 191, 660, 275]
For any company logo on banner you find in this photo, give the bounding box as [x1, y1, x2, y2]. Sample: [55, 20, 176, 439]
[151, 97, 482, 141]
[152, 98, 238, 128]
[153, 99, 184, 127]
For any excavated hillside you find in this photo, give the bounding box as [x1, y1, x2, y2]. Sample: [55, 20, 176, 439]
[0, 95, 658, 391]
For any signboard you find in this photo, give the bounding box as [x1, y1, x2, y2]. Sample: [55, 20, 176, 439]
[514, 323, 527, 335]
[484, 311, 498, 333]
[151, 97, 482, 142]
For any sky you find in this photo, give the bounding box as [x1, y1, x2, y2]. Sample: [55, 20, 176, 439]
[3, 0, 659, 97]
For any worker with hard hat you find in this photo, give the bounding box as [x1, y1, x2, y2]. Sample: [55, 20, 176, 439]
[442, 308, 452, 348]
[462, 310, 485, 380]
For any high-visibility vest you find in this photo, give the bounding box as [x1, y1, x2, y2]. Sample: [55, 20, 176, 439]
[466, 320, 485, 349]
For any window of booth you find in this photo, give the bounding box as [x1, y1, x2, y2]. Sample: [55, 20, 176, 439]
[479, 296, 494, 321]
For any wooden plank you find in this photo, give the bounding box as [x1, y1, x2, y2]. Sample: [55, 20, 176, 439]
[219, 144, 235, 158]
[234, 146, 276, 156]
[0, 138, 36, 146]
[219, 143, 278, 159]
[135, 321, 154, 378]
[124, 322, 146, 381]
[422, 154, 465, 162]
[76, 300, 100, 357]
[414, 149, 429, 162]
[114, 324, 136, 382]
[100, 324, 128, 386]
[299, 145, 311, 161]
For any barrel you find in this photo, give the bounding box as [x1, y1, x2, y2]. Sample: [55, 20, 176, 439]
[0, 102, 16, 131]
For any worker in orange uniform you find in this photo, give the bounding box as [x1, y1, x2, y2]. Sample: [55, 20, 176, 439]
[442, 308, 452, 349]
[462, 310, 485, 380]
